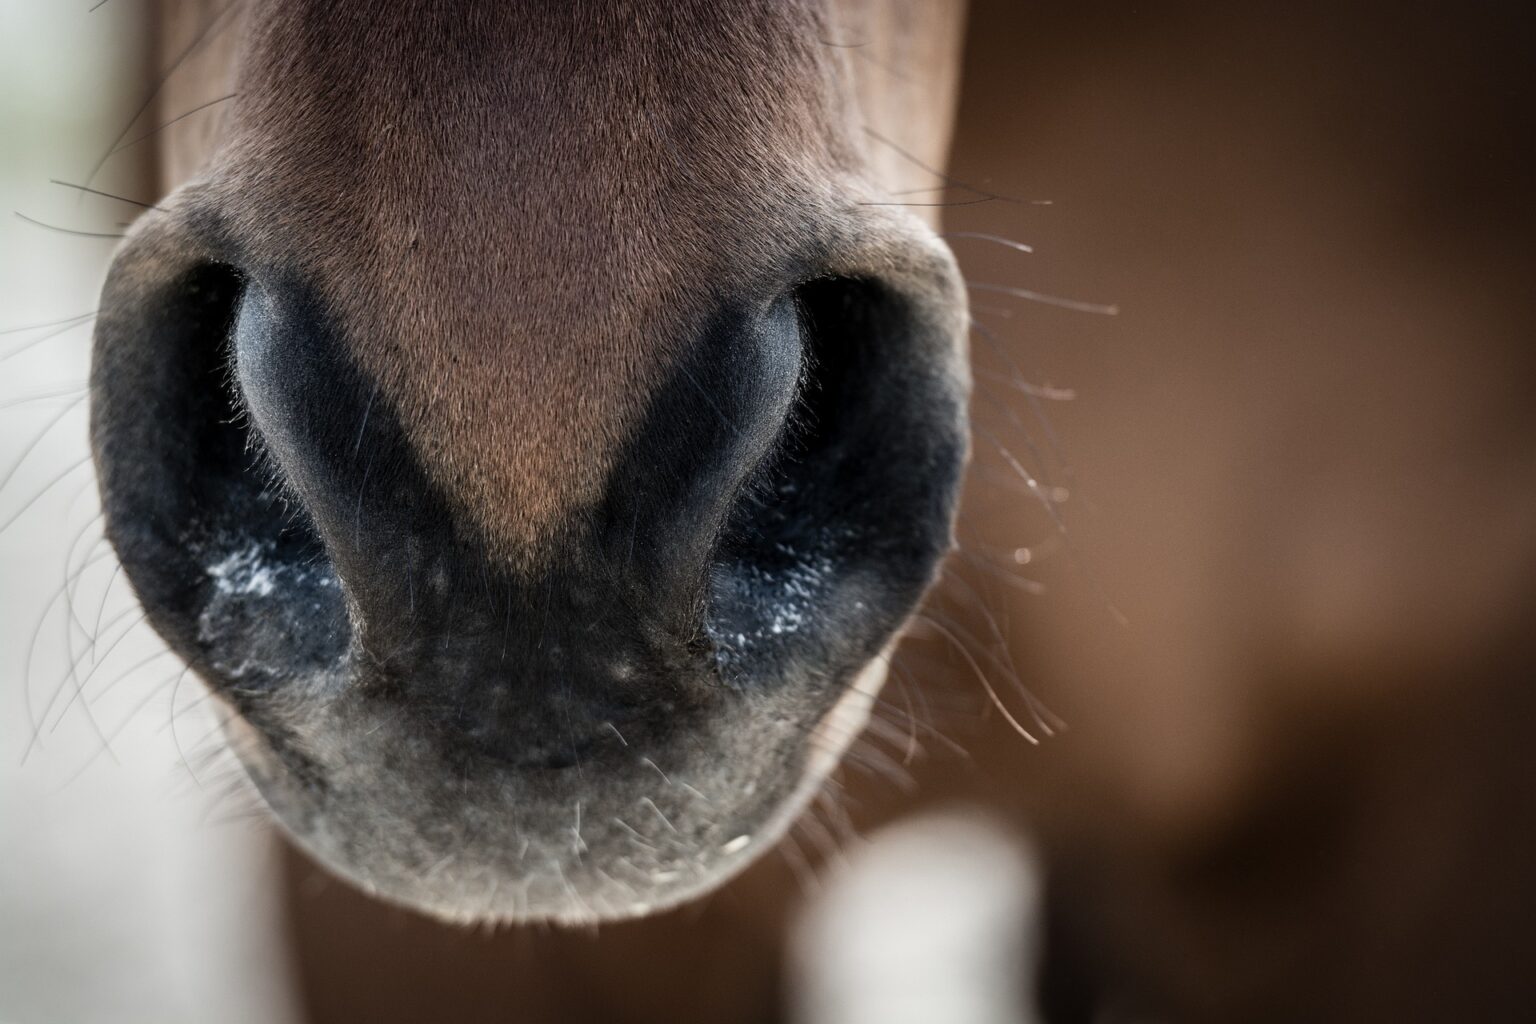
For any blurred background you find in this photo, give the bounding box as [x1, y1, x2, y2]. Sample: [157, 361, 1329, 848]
[3, 0, 1533, 1021]
[0, 3, 298, 1023]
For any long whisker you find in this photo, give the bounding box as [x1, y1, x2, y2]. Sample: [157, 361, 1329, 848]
[909, 613, 1039, 744]
[958, 549, 1047, 596]
[0, 456, 94, 535]
[106, 91, 240, 158]
[941, 569, 1065, 735]
[859, 196, 998, 209]
[0, 315, 96, 363]
[862, 127, 1052, 205]
[968, 281, 1120, 316]
[27, 605, 145, 749]
[58, 666, 189, 789]
[942, 231, 1035, 253]
[12, 212, 125, 239]
[0, 395, 87, 494]
[970, 318, 1076, 473]
[49, 179, 160, 210]
[22, 525, 111, 741]
[974, 367, 1076, 401]
[0, 385, 88, 412]
[0, 311, 96, 335]
[85, 0, 243, 184]
[51, 645, 177, 737]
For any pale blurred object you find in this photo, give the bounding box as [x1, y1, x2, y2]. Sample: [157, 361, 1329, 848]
[0, 3, 296, 1022]
[791, 811, 1043, 1024]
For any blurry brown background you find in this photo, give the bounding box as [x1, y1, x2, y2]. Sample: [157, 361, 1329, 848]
[273, 1, 1536, 1022]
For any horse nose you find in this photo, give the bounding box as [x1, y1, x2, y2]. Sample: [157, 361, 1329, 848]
[91, 206, 969, 745]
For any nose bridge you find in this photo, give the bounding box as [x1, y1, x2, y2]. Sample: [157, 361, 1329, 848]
[199, 133, 833, 574]
[182, 0, 883, 568]
[227, 256, 806, 625]
[207, 180, 686, 568]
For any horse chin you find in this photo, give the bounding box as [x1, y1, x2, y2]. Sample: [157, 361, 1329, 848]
[213, 652, 894, 925]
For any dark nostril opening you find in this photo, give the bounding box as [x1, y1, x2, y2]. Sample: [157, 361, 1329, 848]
[776, 279, 869, 482]
[93, 256, 343, 689]
[176, 265, 286, 531]
[723, 278, 892, 527]
[706, 275, 968, 683]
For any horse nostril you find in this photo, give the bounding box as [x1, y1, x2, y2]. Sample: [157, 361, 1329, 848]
[706, 275, 969, 685]
[92, 238, 349, 689]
